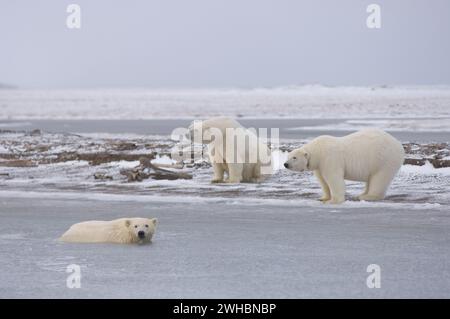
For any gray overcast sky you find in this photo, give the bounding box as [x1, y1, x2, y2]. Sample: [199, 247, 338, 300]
[1, 0, 450, 88]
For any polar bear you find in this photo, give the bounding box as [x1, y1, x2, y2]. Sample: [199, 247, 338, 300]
[59, 217, 158, 244]
[284, 129, 404, 204]
[189, 117, 272, 183]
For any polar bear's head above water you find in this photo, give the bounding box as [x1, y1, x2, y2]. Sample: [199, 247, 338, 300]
[60, 217, 159, 244]
[284, 148, 310, 172]
[125, 218, 158, 243]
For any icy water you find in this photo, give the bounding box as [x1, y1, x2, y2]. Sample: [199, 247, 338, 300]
[1, 115, 450, 297]
[2, 118, 450, 142]
[1, 196, 450, 298]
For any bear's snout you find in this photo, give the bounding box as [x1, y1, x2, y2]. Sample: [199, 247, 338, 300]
[137, 231, 146, 239]
[284, 162, 289, 168]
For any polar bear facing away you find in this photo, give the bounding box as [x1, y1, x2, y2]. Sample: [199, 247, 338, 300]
[284, 129, 404, 204]
[60, 217, 157, 244]
[189, 117, 272, 183]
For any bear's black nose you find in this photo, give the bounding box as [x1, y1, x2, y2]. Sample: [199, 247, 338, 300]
[138, 231, 145, 238]
[284, 163, 289, 168]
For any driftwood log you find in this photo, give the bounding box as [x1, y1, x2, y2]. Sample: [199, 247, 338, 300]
[54, 152, 157, 166]
[120, 157, 192, 182]
[0, 159, 37, 167]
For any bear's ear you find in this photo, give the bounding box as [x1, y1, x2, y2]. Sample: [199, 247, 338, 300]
[124, 219, 131, 227]
[151, 218, 158, 226]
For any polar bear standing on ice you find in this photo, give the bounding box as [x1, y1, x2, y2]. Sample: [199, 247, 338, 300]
[189, 117, 272, 183]
[284, 129, 404, 204]
[60, 217, 158, 244]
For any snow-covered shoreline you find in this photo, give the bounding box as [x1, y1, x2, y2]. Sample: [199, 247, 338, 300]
[1, 128, 449, 209]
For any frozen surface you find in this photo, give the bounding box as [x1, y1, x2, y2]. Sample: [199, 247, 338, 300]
[1, 86, 450, 120]
[0, 196, 449, 298]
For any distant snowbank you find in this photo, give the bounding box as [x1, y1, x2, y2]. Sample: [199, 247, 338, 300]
[1, 86, 450, 120]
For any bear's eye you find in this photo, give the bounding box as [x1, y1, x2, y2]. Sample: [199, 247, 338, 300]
[134, 225, 138, 228]
[293, 157, 297, 160]
[145, 225, 149, 228]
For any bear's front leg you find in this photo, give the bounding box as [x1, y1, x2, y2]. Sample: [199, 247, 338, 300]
[314, 170, 331, 201]
[323, 171, 345, 204]
[226, 163, 243, 183]
[211, 163, 225, 183]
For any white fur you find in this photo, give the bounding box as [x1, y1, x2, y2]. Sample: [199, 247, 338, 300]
[190, 117, 272, 183]
[284, 129, 404, 204]
[60, 217, 158, 244]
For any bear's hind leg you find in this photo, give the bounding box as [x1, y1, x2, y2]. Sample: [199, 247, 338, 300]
[240, 164, 257, 183]
[226, 164, 243, 183]
[359, 170, 395, 201]
[314, 170, 331, 201]
[358, 182, 370, 198]
[211, 163, 225, 183]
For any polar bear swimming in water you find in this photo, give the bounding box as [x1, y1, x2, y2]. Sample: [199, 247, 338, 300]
[60, 217, 158, 244]
[188, 117, 273, 183]
[284, 129, 404, 204]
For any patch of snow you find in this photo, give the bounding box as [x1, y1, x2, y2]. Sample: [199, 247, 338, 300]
[271, 149, 288, 171]
[0, 145, 9, 153]
[151, 155, 176, 165]
[401, 162, 450, 176]
[113, 160, 140, 168]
